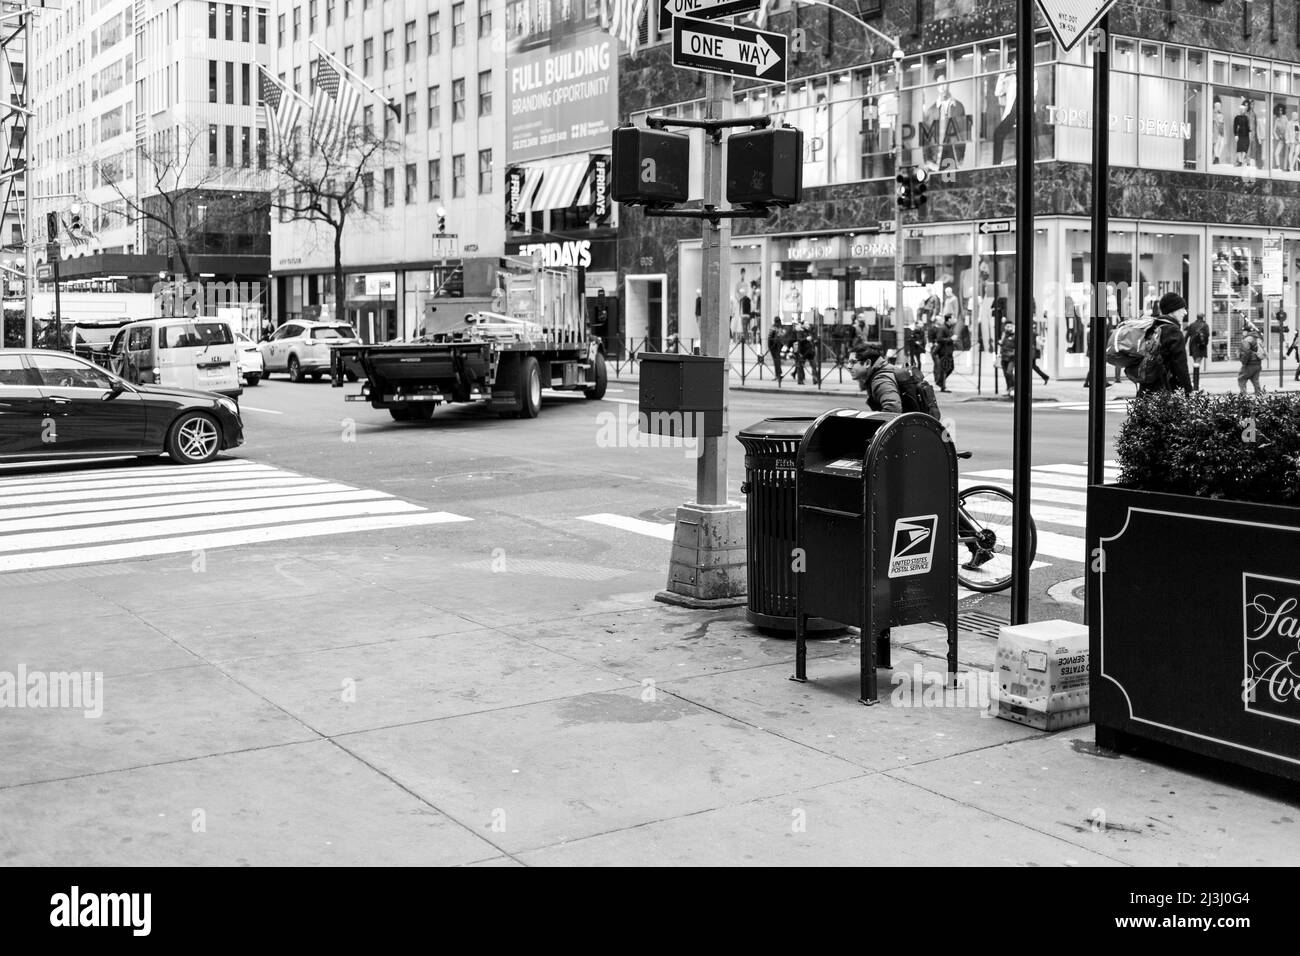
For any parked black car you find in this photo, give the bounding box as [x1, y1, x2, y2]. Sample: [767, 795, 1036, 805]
[0, 349, 244, 465]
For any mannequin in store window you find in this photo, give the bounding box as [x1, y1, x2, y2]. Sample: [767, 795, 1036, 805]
[1250, 98, 1264, 167]
[1274, 103, 1290, 170]
[1288, 109, 1300, 172]
[1234, 98, 1254, 167]
[1212, 97, 1226, 165]
[992, 67, 1016, 165]
[923, 67, 967, 171]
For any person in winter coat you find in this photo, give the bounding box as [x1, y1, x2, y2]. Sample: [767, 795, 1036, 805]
[850, 342, 903, 412]
[932, 318, 956, 391]
[1184, 311, 1210, 390]
[1134, 293, 1194, 396]
[1238, 333, 1264, 394]
[999, 322, 1016, 399]
[766, 318, 785, 380]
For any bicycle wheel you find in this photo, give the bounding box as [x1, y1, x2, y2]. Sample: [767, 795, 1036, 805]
[955, 484, 1038, 593]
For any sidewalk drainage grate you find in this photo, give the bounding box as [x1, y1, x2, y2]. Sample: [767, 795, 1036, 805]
[958, 611, 1006, 640]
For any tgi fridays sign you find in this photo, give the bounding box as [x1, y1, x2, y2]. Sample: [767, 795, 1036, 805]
[1244, 574, 1300, 724]
[589, 154, 610, 225]
[506, 167, 526, 227]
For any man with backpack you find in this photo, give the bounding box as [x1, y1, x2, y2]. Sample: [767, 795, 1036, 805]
[1238, 333, 1264, 394]
[1105, 293, 1193, 395]
[766, 318, 785, 380]
[851, 342, 943, 418]
[1184, 311, 1209, 390]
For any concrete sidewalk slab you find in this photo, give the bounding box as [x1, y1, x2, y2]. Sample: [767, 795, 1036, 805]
[0, 740, 500, 866]
[514, 773, 1121, 867]
[221, 629, 633, 736]
[889, 734, 1300, 866]
[501, 605, 847, 683]
[338, 687, 865, 855]
[659, 650, 1035, 773]
[0, 665, 318, 788]
[0, 605, 200, 679]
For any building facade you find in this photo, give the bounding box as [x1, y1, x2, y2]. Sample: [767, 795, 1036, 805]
[618, 0, 1300, 379]
[269, 0, 508, 341]
[27, 0, 272, 313]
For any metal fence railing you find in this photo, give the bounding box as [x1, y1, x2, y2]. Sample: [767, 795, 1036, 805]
[603, 335, 862, 389]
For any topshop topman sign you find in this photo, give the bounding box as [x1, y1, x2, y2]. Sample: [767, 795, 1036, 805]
[1034, 0, 1118, 52]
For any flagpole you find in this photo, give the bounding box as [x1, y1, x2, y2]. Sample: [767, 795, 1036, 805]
[258, 64, 312, 107]
[310, 39, 400, 118]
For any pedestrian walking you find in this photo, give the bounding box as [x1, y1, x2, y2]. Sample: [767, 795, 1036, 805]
[1287, 327, 1300, 381]
[1033, 330, 1050, 385]
[1184, 311, 1209, 390]
[1134, 292, 1194, 396]
[1238, 333, 1264, 394]
[793, 321, 820, 385]
[850, 342, 903, 412]
[999, 322, 1016, 399]
[766, 318, 784, 380]
[905, 320, 926, 369]
[932, 318, 955, 392]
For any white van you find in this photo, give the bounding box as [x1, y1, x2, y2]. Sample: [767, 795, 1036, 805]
[108, 318, 243, 399]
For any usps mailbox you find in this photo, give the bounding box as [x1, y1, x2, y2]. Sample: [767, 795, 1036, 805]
[638, 353, 725, 438]
[793, 409, 958, 703]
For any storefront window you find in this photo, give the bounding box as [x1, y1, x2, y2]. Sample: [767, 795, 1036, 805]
[1137, 231, 1199, 322]
[1210, 235, 1264, 362]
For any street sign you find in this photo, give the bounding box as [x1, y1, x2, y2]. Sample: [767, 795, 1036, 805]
[1035, 0, 1118, 53]
[978, 219, 1012, 235]
[660, 0, 759, 29]
[36, 263, 52, 281]
[432, 234, 459, 259]
[672, 15, 786, 83]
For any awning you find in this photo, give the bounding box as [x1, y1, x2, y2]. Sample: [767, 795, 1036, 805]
[519, 158, 589, 215]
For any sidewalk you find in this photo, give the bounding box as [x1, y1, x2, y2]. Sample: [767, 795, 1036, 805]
[3, 538, 1296, 866]
[609, 350, 1300, 404]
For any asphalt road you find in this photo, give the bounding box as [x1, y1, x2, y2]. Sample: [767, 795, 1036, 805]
[220, 373, 1125, 623]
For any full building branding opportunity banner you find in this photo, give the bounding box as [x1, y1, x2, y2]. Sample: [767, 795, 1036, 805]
[507, 4, 618, 165]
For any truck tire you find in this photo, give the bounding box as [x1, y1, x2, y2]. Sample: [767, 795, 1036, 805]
[519, 357, 542, 419]
[389, 406, 414, 421]
[583, 354, 607, 400]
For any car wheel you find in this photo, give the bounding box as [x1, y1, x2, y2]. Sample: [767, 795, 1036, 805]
[244, 373, 261, 387]
[583, 355, 607, 400]
[166, 411, 222, 464]
[519, 357, 542, 419]
[288, 356, 303, 382]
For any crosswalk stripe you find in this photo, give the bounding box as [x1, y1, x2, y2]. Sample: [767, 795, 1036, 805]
[0, 467, 287, 497]
[0, 474, 318, 507]
[578, 513, 675, 541]
[0, 512, 472, 574]
[959, 478, 1087, 508]
[954, 494, 1087, 531]
[0, 489, 394, 534]
[0, 459, 268, 488]
[964, 468, 1101, 490]
[1031, 529, 1087, 563]
[0, 499, 426, 554]
[0, 482, 360, 521]
[1034, 464, 1114, 478]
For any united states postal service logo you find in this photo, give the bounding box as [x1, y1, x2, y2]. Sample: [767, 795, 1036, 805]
[888, 514, 938, 578]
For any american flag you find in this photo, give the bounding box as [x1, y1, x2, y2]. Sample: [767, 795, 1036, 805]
[309, 56, 362, 157]
[751, 0, 771, 28]
[259, 68, 303, 158]
[601, 0, 647, 57]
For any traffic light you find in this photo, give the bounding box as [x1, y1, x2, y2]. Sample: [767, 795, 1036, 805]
[46, 211, 58, 239]
[726, 127, 803, 208]
[896, 166, 929, 210]
[68, 209, 84, 238]
[436, 206, 447, 234]
[610, 125, 690, 207]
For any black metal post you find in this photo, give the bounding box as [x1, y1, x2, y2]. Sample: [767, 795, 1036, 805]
[48, 241, 63, 339]
[1010, 4, 1035, 625]
[1085, 17, 1111, 628]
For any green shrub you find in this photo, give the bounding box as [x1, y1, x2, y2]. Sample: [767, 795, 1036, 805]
[1115, 391, 1300, 505]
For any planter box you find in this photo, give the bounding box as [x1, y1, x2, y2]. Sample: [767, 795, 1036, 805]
[1088, 485, 1300, 782]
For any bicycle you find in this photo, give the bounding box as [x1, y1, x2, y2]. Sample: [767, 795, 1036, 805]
[953, 451, 1039, 593]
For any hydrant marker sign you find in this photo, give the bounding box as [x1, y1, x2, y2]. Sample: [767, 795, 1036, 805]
[1034, 0, 1118, 54]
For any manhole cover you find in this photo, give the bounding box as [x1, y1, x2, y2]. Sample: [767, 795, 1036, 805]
[432, 471, 517, 483]
[958, 611, 1006, 640]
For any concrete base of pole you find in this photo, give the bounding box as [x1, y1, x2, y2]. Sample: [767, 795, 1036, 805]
[655, 501, 747, 608]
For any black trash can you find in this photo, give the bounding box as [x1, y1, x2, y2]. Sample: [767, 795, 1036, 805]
[737, 418, 841, 632]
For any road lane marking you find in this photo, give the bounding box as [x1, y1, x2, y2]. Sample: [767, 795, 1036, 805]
[578, 513, 675, 541]
[238, 405, 285, 414]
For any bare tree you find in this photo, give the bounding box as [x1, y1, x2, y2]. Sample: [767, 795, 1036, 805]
[91, 122, 266, 281]
[268, 122, 396, 327]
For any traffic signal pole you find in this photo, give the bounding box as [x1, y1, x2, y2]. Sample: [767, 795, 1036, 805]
[893, 49, 903, 342]
[698, 71, 732, 506]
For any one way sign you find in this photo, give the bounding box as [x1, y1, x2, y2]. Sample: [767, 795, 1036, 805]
[660, 0, 759, 29]
[672, 15, 787, 83]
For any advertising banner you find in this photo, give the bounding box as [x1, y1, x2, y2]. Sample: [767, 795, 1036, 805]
[507, 2, 618, 165]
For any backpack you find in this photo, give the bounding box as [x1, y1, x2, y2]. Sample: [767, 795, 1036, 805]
[894, 366, 943, 418]
[1105, 317, 1161, 371]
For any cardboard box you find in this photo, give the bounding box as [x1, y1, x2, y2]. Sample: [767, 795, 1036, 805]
[995, 619, 1090, 731]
